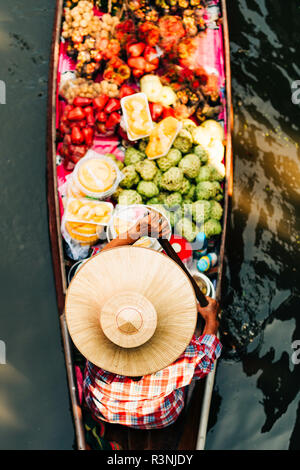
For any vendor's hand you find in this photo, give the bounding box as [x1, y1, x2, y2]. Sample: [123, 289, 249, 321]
[127, 211, 170, 241]
[197, 297, 220, 324]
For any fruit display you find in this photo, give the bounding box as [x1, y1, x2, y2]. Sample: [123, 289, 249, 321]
[121, 92, 153, 141]
[58, 93, 125, 168]
[65, 221, 100, 245]
[60, 77, 119, 102]
[111, 119, 225, 241]
[72, 153, 123, 198]
[57, 0, 226, 251]
[63, 4, 121, 78]
[65, 198, 113, 225]
[146, 117, 182, 159]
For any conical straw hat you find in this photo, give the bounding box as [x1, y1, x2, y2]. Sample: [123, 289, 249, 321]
[65, 246, 197, 376]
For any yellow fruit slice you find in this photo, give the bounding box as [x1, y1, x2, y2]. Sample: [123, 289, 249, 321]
[65, 222, 99, 245]
[66, 198, 113, 225]
[122, 93, 153, 140]
[146, 117, 180, 159]
[66, 221, 98, 236]
[77, 159, 116, 194]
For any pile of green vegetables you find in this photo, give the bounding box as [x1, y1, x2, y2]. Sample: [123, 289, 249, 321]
[110, 120, 225, 242]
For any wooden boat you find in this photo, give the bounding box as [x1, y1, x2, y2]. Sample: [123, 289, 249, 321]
[47, 0, 233, 451]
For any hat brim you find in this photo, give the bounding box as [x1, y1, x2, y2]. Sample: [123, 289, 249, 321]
[66, 246, 197, 376]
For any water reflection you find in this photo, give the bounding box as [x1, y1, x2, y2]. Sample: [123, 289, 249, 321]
[207, 0, 300, 449]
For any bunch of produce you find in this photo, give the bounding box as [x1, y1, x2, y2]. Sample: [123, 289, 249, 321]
[63, 3, 121, 78]
[126, 43, 159, 78]
[58, 0, 226, 250]
[113, 119, 225, 241]
[59, 94, 125, 167]
[103, 57, 131, 85]
[62, 1, 102, 43]
[123, 0, 207, 33]
[59, 99, 95, 167]
[60, 0, 222, 122]
[155, 0, 206, 11]
[140, 75, 177, 121]
[60, 77, 119, 102]
[160, 64, 221, 122]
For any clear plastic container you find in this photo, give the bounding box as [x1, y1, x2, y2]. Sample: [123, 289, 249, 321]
[65, 197, 113, 226]
[121, 92, 154, 141]
[145, 117, 182, 160]
[107, 204, 171, 251]
[72, 150, 124, 199]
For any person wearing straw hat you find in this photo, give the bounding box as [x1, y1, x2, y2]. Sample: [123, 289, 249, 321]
[66, 211, 221, 430]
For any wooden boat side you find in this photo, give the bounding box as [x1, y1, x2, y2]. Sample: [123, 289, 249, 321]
[47, 0, 87, 450]
[47, 0, 233, 451]
[47, 0, 67, 316]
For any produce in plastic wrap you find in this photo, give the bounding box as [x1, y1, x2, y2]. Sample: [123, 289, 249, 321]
[146, 117, 181, 159]
[65, 198, 113, 225]
[200, 119, 224, 142]
[65, 221, 100, 245]
[206, 139, 225, 166]
[192, 126, 211, 148]
[121, 92, 154, 141]
[73, 152, 123, 199]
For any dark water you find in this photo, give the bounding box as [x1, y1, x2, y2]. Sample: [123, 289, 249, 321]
[206, 0, 300, 450]
[0, 0, 299, 450]
[0, 0, 74, 449]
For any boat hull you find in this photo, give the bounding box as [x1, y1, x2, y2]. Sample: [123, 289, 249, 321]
[47, 0, 233, 450]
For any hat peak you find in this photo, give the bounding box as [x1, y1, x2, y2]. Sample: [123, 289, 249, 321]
[117, 307, 143, 334]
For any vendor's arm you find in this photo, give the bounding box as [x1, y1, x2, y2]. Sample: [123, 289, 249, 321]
[101, 211, 170, 252]
[101, 233, 134, 251]
[198, 297, 220, 336]
[192, 297, 222, 379]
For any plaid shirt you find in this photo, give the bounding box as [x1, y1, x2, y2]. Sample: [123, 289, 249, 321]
[84, 334, 221, 429]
